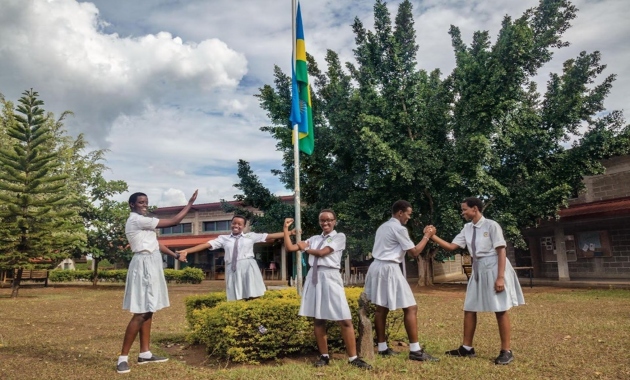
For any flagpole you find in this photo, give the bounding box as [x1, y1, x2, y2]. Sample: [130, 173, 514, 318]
[292, 0, 303, 296]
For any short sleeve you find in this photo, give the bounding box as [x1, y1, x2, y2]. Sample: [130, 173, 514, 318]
[324, 233, 346, 252]
[137, 215, 159, 230]
[452, 228, 467, 249]
[394, 226, 415, 251]
[209, 237, 224, 250]
[489, 222, 507, 248]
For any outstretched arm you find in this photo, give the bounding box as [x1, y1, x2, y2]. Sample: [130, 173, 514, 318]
[160, 243, 187, 262]
[406, 226, 435, 257]
[176, 241, 212, 256]
[428, 225, 460, 251]
[157, 190, 198, 228]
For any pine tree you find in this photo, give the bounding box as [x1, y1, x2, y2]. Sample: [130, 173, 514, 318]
[0, 89, 84, 297]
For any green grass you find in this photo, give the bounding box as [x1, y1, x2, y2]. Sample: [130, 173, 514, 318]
[0, 283, 628, 379]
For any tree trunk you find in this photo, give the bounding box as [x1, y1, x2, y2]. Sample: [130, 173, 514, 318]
[356, 292, 375, 360]
[11, 268, 23, 298]
[92, 258, 100, 287]
[416, 250, 435, 287]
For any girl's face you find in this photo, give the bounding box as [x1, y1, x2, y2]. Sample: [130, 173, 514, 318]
[130, 196, 149, 215]
[460, 203, 478, 221]
[231, 217, 246, 235]
[319, 212, 336, 234]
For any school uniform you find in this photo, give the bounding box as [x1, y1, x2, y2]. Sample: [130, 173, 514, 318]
[123, 213, 170, 314]
[452, 216, 525, 312]
[210, 232, 267, 301]
[299, 231, 352, 321]
[364, 218, 417, 310]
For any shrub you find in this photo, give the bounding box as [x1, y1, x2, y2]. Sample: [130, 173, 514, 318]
[185, 288, 405, 363]
[163, 269, 181, 283]
[178, 267, 204, 284]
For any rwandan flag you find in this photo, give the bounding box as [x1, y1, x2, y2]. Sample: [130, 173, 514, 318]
[289, 2, 314, 155]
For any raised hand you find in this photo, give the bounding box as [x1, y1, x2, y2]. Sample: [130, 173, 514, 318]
[284, 218, 294, 230]
[188, 190, 198, 204]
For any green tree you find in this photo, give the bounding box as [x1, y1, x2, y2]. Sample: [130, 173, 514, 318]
[0, 90, 85, 297]
[252, 0, 629, 284]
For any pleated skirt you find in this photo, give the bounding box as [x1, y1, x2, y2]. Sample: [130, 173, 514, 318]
[464, 255, 526, 312]
[225, 258, 266, 301]
[364, 259, 416, 310]
[123, 250, 170, 314]
[299, 266, 352, 321]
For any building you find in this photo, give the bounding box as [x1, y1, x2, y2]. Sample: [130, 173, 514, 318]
[154, 197, 293, 280]
[521, 155, 630, 280]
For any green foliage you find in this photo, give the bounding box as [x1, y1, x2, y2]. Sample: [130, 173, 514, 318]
[0, 90, 86, 296]
[49, 268, 204, 284]
[185, 288, 404, 363]
[247, 0, 630, 263]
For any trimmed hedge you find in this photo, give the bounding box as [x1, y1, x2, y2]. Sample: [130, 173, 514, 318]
[185, 288, 405, 363]
[49, 267, 204, 284]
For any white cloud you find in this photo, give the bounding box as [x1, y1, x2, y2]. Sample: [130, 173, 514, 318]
[1, 0, 628, 209]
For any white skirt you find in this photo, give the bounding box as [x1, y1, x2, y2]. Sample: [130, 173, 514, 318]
[299, 266, 352, 321]
[463, 255, 526, 312]
[225, 258, 266, 301]
[364, 260, 416, 310]
[123, 250, 170, 314]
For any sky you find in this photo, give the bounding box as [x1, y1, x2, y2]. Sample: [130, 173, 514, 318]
[0, 0, 628, 207]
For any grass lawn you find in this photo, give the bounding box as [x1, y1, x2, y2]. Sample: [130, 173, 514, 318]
[1, 281, 629, 379]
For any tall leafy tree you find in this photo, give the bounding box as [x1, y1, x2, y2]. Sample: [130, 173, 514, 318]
[0, 90, 85, 297]
[249, 0, 629, 283]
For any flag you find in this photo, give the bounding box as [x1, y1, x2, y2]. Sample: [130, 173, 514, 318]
[289, 2, 314, 155]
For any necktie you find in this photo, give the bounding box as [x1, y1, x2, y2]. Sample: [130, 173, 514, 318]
[471, 227, 479, 281]
[230, 235, 242, 272]
[311, 235, 329, 286]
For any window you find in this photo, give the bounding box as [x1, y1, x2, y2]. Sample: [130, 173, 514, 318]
[576, 231, 612, 258]
[203, 220, 230, 232]
[160, 223, 192, 235]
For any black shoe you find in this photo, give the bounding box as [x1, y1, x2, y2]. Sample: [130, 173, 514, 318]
[409, 349, 439, 362]
[116, 361, 130, 374]
[494, 350, 514, 365]
[349, 357, 372, 370]
[377, 347, 398, 356]
[445, 346, 476, 357]
[314, 355, 330, 367]
[137, 355, 169, 364]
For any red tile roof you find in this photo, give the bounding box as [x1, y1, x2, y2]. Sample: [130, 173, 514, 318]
[559, 197, 630, 219]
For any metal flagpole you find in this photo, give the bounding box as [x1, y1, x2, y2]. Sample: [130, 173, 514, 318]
[292, 0, 303, 296]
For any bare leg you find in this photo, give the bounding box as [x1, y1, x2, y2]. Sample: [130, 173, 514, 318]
[138, 312, 153, 353]
[314, 319, 328, 355]
[462, 311, 477, 347]
[374, 305, 389, 343]
[495, 311, 511, 351]
[338, 319, 357, 357]
[403, 305, 419, 344]
[120, 313, 152, 356]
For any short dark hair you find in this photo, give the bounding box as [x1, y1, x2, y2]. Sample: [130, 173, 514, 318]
[128, 192, 147, 206]
[231, 215, 248, 224]
[392, 200, 412, 215]
[462, 197, 484, 211]
[319, 209, 337, 219]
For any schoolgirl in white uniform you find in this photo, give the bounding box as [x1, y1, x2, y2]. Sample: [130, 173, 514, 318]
[283, 210, 371, 369]
[363, 200, 438, 362]
[428, 197, 525, 365]
[117, 190, 197, 374]
[179, 215, 287, 301]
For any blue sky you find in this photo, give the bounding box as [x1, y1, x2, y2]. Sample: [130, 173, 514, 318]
[0, 0, 627, 206]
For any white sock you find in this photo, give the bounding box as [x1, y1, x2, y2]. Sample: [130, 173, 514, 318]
[321, 353, 329, 358]
[138, 351, 152, 359]
[409, 342, 421, 352]
[377, 342, 388, 351]
[462, 345, 473, 351]
[348, 356, 357, 362]
[117, 355, 128, 365]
